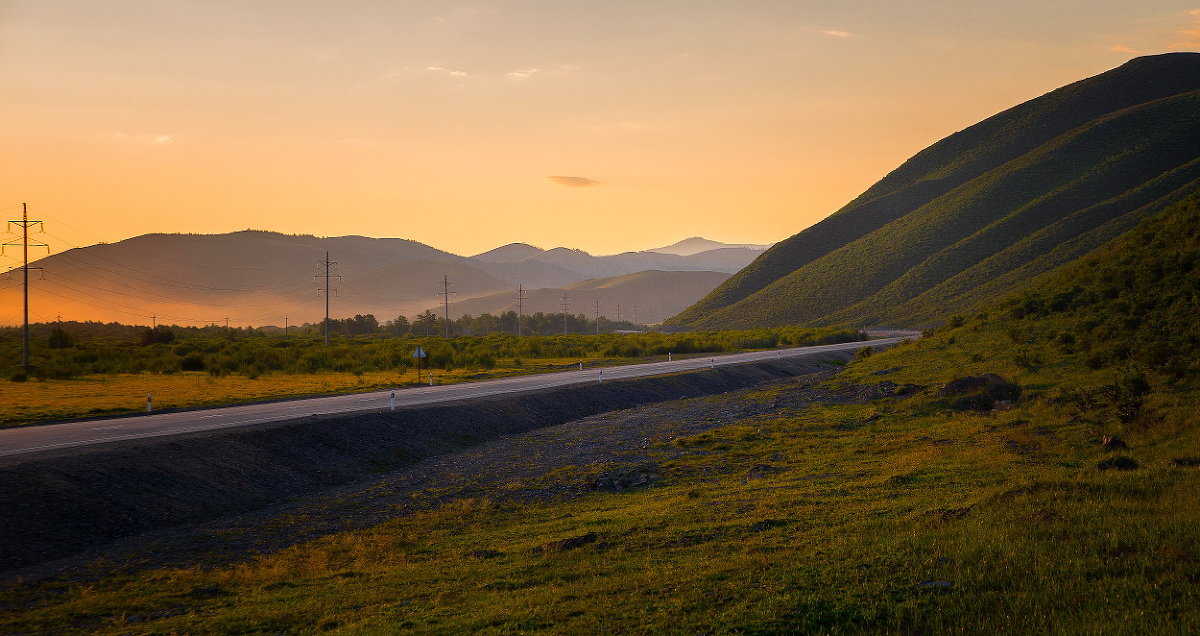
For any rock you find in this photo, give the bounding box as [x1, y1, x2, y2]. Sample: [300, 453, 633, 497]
[917, 580, 953, 590]
[590, 467, 657, 491]
[466, 549, 505, 559]
[742, 464, 783, 483]
[1097, 456, 1139, 471]
[938, 374, 1020, 411]
[1101, 435, 1128, 450]
[534, 532, 597, 554]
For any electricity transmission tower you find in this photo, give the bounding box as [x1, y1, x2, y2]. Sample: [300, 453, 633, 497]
[316, 251, 339, 345]
[437, 275, 456, 338]
[592, 299, 600, 335]
[514, 284, 528, 336]
[559, 294, 571, 335]
[4, 203, 46, 371]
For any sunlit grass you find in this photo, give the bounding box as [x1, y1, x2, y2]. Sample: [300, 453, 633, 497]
[0, 357, 611, 428]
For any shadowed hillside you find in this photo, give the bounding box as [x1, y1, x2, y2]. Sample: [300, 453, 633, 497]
[672, 53, 1200, 329]
[440, 270, 731, 322]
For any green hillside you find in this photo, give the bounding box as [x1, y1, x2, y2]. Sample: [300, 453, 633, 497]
[672, 53, 1200, 329]
[7, 180, 1199, 635]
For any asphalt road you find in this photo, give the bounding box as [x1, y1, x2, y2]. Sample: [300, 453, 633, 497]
[0, 337, 905, 459]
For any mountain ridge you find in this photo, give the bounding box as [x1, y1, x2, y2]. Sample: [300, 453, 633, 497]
[671, 52, 1200, 329]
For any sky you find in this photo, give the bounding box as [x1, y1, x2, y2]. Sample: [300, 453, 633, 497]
[2, 0, 1198, 265]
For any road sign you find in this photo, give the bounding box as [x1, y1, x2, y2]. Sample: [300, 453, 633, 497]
[412, 346, 427, 358]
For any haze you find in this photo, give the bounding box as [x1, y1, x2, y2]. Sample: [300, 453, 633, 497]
[2, 1, 1196, 264]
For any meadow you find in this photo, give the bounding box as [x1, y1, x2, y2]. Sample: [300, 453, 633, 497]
[3, 194, 1197, 632]
[2, 322, 1197, 633]
[0, 325, 862, 428]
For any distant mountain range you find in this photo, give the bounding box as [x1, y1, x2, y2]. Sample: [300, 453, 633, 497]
[433, 270, 732, 322]
[0, 232, 763, 326]
[672, 53, 1200, 329]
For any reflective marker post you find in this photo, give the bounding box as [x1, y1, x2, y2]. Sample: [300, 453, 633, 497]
[146, 394, 152, 413]
[390, 390, 396, 412]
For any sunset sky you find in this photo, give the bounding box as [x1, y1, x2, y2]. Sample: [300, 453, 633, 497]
[2, 1, 1198, 266]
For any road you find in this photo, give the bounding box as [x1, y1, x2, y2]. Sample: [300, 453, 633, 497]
[0, 337, 904, 459]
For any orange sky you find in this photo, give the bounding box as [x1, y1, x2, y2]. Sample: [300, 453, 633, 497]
[2, 1, 1198, 265]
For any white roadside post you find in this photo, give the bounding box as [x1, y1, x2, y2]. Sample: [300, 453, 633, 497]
[146, 394, 152, 413]
[668, 352, 672, 362]
[390, 390, 396, 412]
[598, 369, 603, 383]
[710, 358, 715, 369]
[579, 360, 583, 371]
[429, 373, 434, 386]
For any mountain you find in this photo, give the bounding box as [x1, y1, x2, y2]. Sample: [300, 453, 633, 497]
[438, 270, 731, 323]
[0, 231, 508, 326]
[645, 237, 772, 256]
[0, 230, 757, 327]
[672, 53, 1200, 329]
[471, 242, 767, 286]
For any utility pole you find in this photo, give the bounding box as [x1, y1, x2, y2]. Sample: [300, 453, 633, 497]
[616, 302, 622, 323]
[316, 252, 339, 345]
[225, 316, 230, 330]
[283, 316, 288, 338]
[592, 299, 600, 335]
[151, 315, 156, 329]
[437, 275, 456, 338]
[559, 294, 571, 335]
[4, 203, 46, 371]
[515, 284, 528, 336]
[633, 303, 639, 325]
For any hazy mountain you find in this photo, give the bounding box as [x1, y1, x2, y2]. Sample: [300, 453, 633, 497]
[645, 237, 772, 256]
[0, 231, 507, 326]
[438, 270, 731, 323]
[1, 230, 751, 327]
[470, 241, 766, 283]
[671, 53, 1200, 329]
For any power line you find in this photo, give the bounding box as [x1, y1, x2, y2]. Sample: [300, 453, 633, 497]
[515, 284, 528, 337]
[3, 203, 47, 370]
[437, 275, 456, 338]
[560, 293, 571, 335]
[316, 251, 339, 345]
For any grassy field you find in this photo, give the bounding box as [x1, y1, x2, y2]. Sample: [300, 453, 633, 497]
[1, 325, 862, 428]
[3, 197, 1198, 632]
[2, 330, 1198, 633]
[0, 361, 555, 428]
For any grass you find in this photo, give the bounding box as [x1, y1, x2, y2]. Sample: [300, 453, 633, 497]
[0, 356, 639, 428]
[675, 54, 1200, 329]
[3, 191, 1199, 631]
[3, 355, 1198, 633]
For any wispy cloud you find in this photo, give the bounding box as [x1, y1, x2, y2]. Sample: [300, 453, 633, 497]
[507, 68, 541, 79]
[1174, 9, 1200, 48]
[112, 132, 175, 144]
[1107, 44, 1139, 54]
[820, 29, 856, 38]
[547, 175, 599, 187]
[426, 65, 469, 78]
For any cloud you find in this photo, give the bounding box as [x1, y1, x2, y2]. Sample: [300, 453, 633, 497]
[820, 30, 855, 38]
[426, 65, 468, 77]
[507, 68, 541, 79]
[547, 176, 600, 187]
[1107, 44, 1139, 54]
[1173, 9, 1200, 48]
[112, 132, 175, 144]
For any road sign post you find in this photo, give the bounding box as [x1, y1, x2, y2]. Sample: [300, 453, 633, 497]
[412, 346, 428, 384]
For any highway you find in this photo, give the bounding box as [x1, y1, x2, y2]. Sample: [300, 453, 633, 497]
[0, 337, 904, 459]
